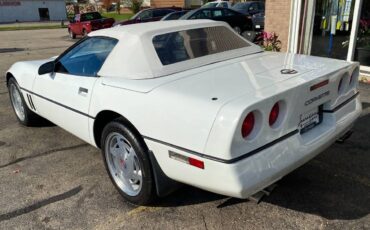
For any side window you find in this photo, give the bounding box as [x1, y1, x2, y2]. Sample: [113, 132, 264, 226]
[219, 2, 228, 8]
[224, 9, 235, 16]
[55, 37, 118, 77]
[192, 10, 211, 19]
[154, 9, 173, 17]
[138, 10, 152, 20]
[212, 9, 224, 17]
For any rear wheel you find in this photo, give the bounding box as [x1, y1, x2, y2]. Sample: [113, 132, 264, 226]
[101, 118, 155, 205]
[8, 78, 38, 126]
[82, 29, 87, 37]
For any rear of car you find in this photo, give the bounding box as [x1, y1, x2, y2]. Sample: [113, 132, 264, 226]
[118, 21, 362, 199]
[148, 52, 361, 198]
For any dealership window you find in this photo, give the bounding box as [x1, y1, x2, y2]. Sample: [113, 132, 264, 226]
[292, 0, 369, 73]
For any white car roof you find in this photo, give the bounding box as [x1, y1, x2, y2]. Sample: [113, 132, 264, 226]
[89, 20, 263, 79]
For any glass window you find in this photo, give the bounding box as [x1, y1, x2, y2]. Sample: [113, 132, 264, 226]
[224, 9, 236, 16]
[138, 10, 152, 20]
[80, 12, 102, 22]
[153, 26, 250, 65]
[219, 2, 228, 8]
[154, 9, 173, 17]
[55, 37, 118, 77]
[191, 9, 212, 19]
[212, 9, 224, 17]
[354, 0, 370, 66]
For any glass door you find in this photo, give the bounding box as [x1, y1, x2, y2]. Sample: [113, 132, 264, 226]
[354, 0, 370, 67]
[310, 0, 356, 60]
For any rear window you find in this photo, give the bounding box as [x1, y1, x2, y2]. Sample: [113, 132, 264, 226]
[153, 26, 249, 65]
[81, 12, 102, 21]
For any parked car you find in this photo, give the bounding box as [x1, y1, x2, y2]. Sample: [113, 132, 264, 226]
[201, 0, 232, 8]
[6, 20, 361, 205]
[180, 8, 253, 34]
[68, 12, 115, 39]
[161, 10, 189, 21]
[232, 1, 265, 16]
[252, 12, 264, 30]
[116, 7, 182, 26]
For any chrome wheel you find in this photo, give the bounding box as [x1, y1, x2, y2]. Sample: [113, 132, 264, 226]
[105, 132, 143, 196]
[9, 83, 25, 121]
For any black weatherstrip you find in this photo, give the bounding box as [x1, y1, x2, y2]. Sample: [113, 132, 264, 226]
[143, 129, 299, 164]
[20, 87, 95, 119]
[322, 92, 359, 113]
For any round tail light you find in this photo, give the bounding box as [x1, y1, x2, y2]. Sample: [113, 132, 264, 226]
[242, 112, 255, 138]
[269, 102, 280, 126]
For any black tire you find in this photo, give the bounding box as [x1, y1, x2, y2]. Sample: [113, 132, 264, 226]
[7, 78, 39, 126]
[101, 118, 155, 205]
[68, 29, 76, 39]
[82, 29, 87, 37]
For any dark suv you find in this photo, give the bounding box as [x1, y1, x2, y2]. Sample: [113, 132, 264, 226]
[116, 7, 182, 26]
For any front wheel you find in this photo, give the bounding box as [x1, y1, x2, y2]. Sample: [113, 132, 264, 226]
[101, 118, 155, 205]
[68, 29, 76, 39]
[8, 78, 38, 126]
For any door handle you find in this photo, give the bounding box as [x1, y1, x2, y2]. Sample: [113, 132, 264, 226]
[78, 87, 88, 95]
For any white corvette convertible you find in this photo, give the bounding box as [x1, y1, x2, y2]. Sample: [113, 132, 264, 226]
[6, 20, 362, 205]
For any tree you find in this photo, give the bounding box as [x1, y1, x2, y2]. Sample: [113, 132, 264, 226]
[115, 0, 121, 14]
[102, 0, 114, 9]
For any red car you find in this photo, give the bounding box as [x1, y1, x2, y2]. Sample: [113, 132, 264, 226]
[68, 12, 115, 39]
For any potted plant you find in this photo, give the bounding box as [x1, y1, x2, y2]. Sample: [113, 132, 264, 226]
[255, 31, 282, 52]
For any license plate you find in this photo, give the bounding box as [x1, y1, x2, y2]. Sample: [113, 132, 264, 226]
[299, 108, 320, 133]
[255, 25, 261, 29]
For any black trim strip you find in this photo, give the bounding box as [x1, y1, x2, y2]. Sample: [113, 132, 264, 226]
[20, 87, 95, 119]
[322, 92, 359, 113]
[28, 94, 36, 110]
[143, 129, 299, 164]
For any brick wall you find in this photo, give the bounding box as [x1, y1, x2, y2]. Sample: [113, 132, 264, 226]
[150, 0, 184, 8]
[264, 0, 292, 52]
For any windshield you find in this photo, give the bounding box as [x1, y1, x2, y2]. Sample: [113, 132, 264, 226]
[179, 9, 196, 19]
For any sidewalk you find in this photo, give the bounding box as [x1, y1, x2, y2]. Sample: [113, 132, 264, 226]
[0, 21, 68, 31]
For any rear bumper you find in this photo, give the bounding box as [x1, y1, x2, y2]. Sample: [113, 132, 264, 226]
[148, 95, 362, 198]
[209, 95, 362, 198]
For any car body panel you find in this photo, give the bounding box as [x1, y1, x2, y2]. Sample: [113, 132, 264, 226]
[6, 20, 362, 199]
[181, 8, 253, 32]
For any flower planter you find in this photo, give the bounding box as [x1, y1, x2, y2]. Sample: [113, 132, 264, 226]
[355, 47, 370, 66]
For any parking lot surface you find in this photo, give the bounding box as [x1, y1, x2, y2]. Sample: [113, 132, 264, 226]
[0, 29, 369, 230]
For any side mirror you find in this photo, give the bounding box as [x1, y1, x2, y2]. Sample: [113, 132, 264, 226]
[38, 61, 55, 75]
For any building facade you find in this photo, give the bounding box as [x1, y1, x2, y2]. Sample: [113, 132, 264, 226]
[266, 0, 369, 76]
[0, 0, 67, 23]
